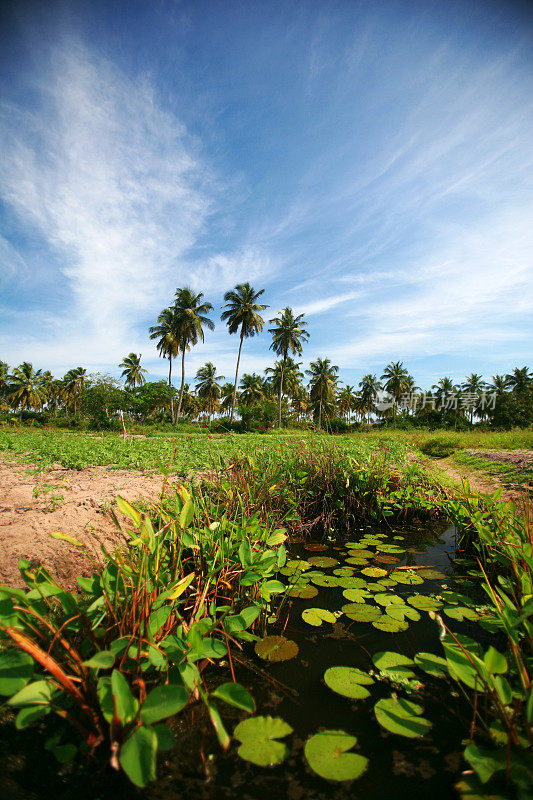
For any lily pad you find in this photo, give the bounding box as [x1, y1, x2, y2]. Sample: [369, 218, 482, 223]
[361, 567, 388, 578]
[346, 549, 374, 558]
[234, 716, 293, 766]
[377, 544, 405, 554]
[311, 575, 340, 588]
[308, 556, 339, 568]
[372, 651, 416, 678]
[337, 577, 367, 589]
[390, 571, 424, 586]
[280, 560, 311, 577]
[345, 557, 370, 566]
[407, 595, 443, 611]
[345, 542, 373, 550]
[414, 652, 448, 677]
[374, 555, 401, 564]
[289, 584, 318, 599]
[443, 606, 480, 621]
[374, 697, 432, 738]
[372, 617, 409, 633]
[386, 604, 421, 622]
[418, 569, 447, 580]
[304, 543, 328, 552]
[324, 666, 374, 699]
[334, 567, 355, 576]
[342, 589, 372, 603]
[304, 730, 368, 781]
[302, 608, 337, 627]
[374, 593, 403, 606]
[255, 636, 299, 662]
[343, 604, 381, 622]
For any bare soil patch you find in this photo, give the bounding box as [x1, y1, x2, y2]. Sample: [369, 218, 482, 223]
[467, 448, 533, 471]
[0, 459, 176, 589]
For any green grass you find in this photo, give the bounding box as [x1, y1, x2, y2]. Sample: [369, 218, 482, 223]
[0, 426, 530, 475]
[452, 449, 533, 487]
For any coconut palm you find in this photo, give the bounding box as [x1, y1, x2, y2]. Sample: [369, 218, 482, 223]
[239, 373, 265, 406]
[195, 362, 224, 423]
[120, 353, 148, 389]
[359, 374, 383, 425]
[63, 367, 88, 416]
[461, 373, 487, 423]
[490, 374, 509, 396]
[306, 358, 339, 428]
[220, 382, 236, 414]
[221, 283, 268, 423]
[8, 362, 45, 416]
[381, 361, 409, 427]
[174, 287, 215, 420]
[149, 307, 179, 420]
[431, 377, 457, 424]
[265, 357, 304, 404]
[338, 384, 357, 422]
[268, 307, 309, 427]
[0, 361, 10, 401]
[505, 366, 533, 394]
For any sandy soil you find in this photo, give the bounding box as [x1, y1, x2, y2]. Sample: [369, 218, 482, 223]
[0, 459, 177, 589]
[467, 448, 533, 471]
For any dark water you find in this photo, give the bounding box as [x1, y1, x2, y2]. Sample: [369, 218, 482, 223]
[0, 522, 482, 800]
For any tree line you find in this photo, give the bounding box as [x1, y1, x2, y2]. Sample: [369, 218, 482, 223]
[1, 282, 532, 430]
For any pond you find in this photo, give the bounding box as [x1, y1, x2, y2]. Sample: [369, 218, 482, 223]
[0, 521, 486, 800]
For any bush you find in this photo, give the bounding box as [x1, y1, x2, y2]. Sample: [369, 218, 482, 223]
[324, 417, 350, 434]
[419, 435, 465, 458]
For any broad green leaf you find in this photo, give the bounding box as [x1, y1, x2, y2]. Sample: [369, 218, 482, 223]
[372, 616, 409, 633]
[234, 716, 293, 766]
[390, 571, 424, 586]
[8, 680, 54, 707]
[153, 723, 174, 751]
[308, 556, 339, 568]
[304, 730, 368, 781]
[119, 725, 157, 787]
[464, 744, 507, 785]
[443, 606, 480, 622]
[311, 574, 340, 588]
[372, 652, 415, 678]
[179, 499, 194, 529]
[212, 682, 255, 713]
[140, 684, 189, 724]
[342, 588, 372, 603]
[483, 647, 507, 675]
[289, 584, 318, 599]
[386, 604, 421, 622]
[15, 705, 50, 728]
[414, 652, 448, 677]
[323, 666, 374, 699]
[302, 608, 336, 626]
[168, 573, 195, 600]
[407, 595, 443, 611]
[49, 531, 84, 547]
[207, 700, 230, 749]
[0, 650, 34, 695]
[343, 604, 381, 622]
[82, 651, 115, 670]
[111, 670, 137, 724]
[116, 495, 142, 526]
[374, 696, 432, 738]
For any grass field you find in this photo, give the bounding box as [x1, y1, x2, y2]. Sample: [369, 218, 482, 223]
[0, 426, 531, 473]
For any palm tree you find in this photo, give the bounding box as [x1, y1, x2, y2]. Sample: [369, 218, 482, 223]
[338, 384, 357, 421]
[491, 374, 509, 396]
[149, 307, 179, 420]
[220, 382, 236, 414]
[8, 362, 45, 416]
[239, 373, 265, 406]
[381, 361, 409, 427]
[461, 373, 487, 424]
[265, 357, 304, 403]
[0, 361, 10, 402]
[359, 374, 382, 425]
[174, 287, 215, 420]
[431, 377, 457, 425]
[268, 307, 309, 427]
[120, 353, 148, 389]
[195, 362, 224, 423]
[306, 358, 339, 428]
[63, 367, 88, 416]
[505, 366, 533, 394]
[221, 283, 268, 423]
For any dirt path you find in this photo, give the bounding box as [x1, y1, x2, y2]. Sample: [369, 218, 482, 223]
[0, 459, 178, 589]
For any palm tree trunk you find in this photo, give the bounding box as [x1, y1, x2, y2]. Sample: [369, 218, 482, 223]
[318, 386, 322, 429]
[176, 348, 186, 423]
[393, 401, 396, 428]
[278, 353, 286, 428]
[230, 330, 244, 424]
[168, 354, 174, 423]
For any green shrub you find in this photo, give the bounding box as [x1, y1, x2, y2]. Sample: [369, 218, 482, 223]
[419, 436, 465, 458]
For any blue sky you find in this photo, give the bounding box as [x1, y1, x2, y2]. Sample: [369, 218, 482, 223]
[1, 0, 532, 390]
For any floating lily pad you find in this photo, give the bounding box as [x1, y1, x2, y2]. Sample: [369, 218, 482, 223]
[255, 636, 299, 662]
[414, 652, 448, 677]
[346, 548, 374, 558]
[406, 548, 425, 555]
[345, 542, 373, 550]
[361, 567, 388, 578]
[390, 571, 424, 586]
[280, 560, 311, 577]
[334, 567, 355, 577]
[304, 543, 328, 552]
[309, 556, 339, 568]
[345, 557, 370, 566]
[311, 575, 340, 588]
[374, 593, 404, 606]
[337, 577, 367, 589]
[366, 581, 393, 592]
[374, 555, 401, 565]
[234, 716, 293, 766]
[342, 589, 372, 603]
[386, 605, 421, 622]
[418, 569, 447, 580]
[302, 608, 337, 627]
[324, 666, 374, 699]
[372, 651, 415, 678]
[343, 604, 381, 622]
[443, 606, 480, 621]
[289, 584, 319, 599]
[374, 697, 432, 738]
[372, 617, 409, 633]
[407, 595, 443, 611]
[304, 730, 368, 781]
[377, 544, 405, 554]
